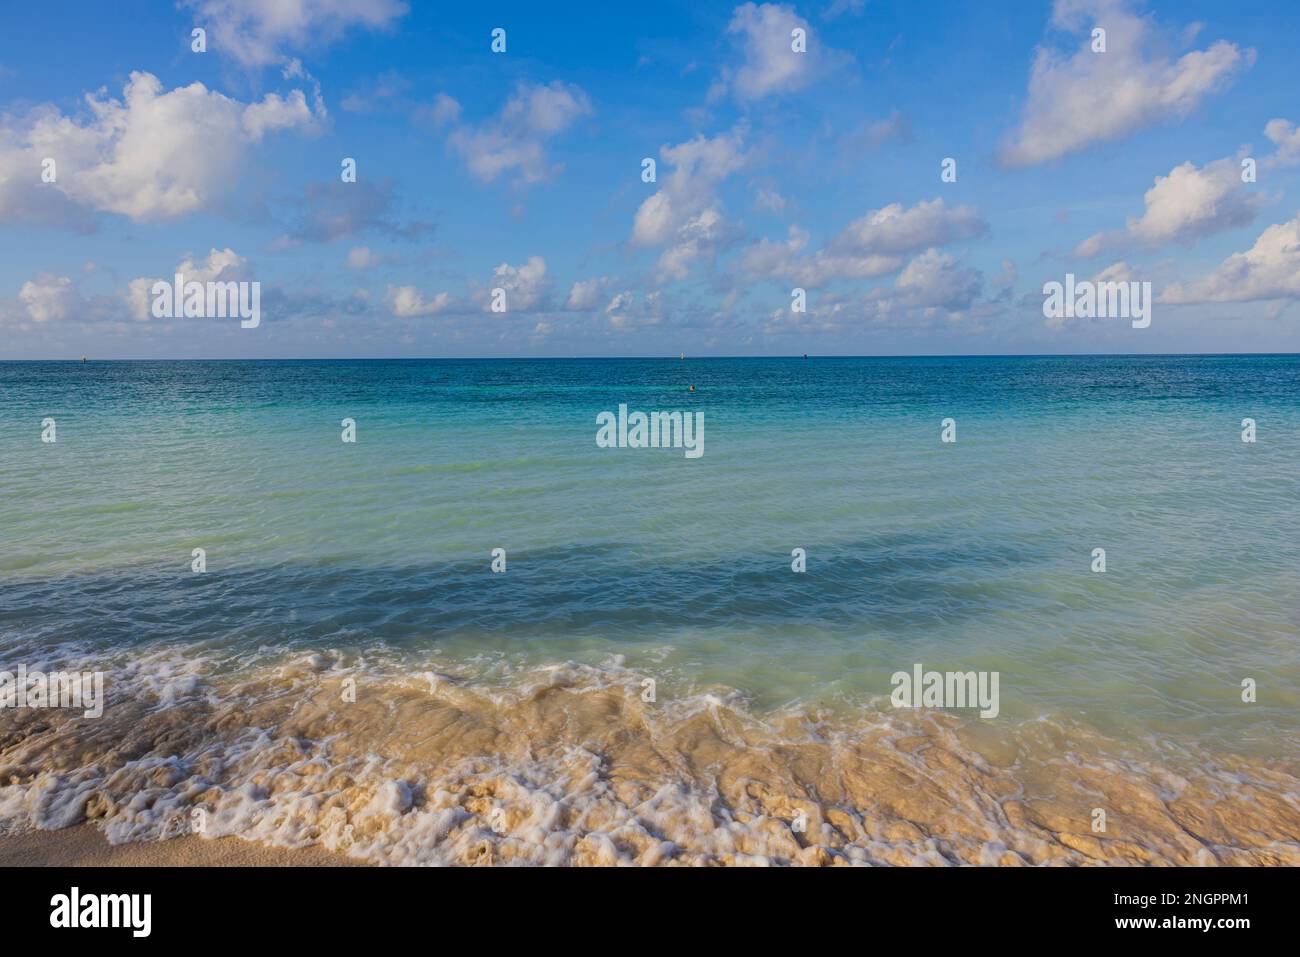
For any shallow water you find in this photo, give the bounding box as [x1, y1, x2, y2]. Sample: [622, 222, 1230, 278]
[2, 356, 1298, 864]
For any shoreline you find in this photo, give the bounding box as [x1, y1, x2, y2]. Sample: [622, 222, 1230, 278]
[3, 656, 1298, 866]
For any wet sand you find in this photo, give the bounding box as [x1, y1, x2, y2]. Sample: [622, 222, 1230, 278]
[2, 653, 1299, 866]
[0, 823, 357, 866]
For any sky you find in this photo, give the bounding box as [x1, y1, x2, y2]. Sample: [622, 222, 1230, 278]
[2, 0, 1300, 359]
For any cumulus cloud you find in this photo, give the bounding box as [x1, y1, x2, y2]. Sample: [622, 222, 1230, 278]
[1043, 261, 1138, 328]
[386, 285, 450, 316]
[605, 291, 634, 316]
[485, 256, 548, 311]
[1000, 0, 1252, 167]
[443, 82, 591, 185]
[1162, 214, 1300, 303]
[1075, 153, 1264, 256]
[887, 249, 983, 311]
[657, 208, 729, 280]
[0, 72, 323, 226]
[761, 249, 990, 335]
[183, 0, 407, 68]
[127, 248, 252, 321]
[1263, 118, 1300, 170]
[740, 225, 900, 286]
[4, 270, 135, 327]
[602, 289, 664, 330]
[739, 198, 987, 287]
[833, 198, 987, 256]
[713, 3, 847, 102]
[632, 128, 747, 278]
[1075, 118, 1300, 256]
[19, 273, 76, 323]
[566, 277, 610, 310]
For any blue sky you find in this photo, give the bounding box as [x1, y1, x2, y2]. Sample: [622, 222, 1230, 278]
[2, 0, 1299, 358]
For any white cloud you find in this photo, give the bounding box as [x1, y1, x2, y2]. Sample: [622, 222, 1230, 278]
[487, 256, 548, 311]
[127, 248, 251, 321]
[1000, 0, 1251, 167]
[658, 208, 728, 279]
[445, 82, 591, 184]
[762, 250, 991, 334]
[1162, 214, 1300, 303]
[501, 83, 591, 136]
[605, 291, 634, 315]
[386, 285, 450, 317]
[632, 128, 746, 278]
[178, 247, 248, 283]
[888, 249, 983, 310]
[713, 3, 844, 102]
[566, 277, 609, 310]
[241, 89, 319, 138]
[19, 273, 75, 323]
[125, 279, 154, 322]
[184, 0, 407, 68]
[1074, 118, 1300, 256]
[1045, 262, 1140, 329]
[727, 3, 812, 99]
[740, 224, 901, 286]
[600, 289, 664, 330]
[1075, 153, 1264, 255]
[1263, 119, 1300, 169]
[832, 198, 987, 256]
[739, 198, 987, 287]
[0, 72, 322, 225]
[1092, 261, 1138, 284]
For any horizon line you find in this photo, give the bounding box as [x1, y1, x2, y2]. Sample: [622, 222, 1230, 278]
[3, 351, 1300, 362]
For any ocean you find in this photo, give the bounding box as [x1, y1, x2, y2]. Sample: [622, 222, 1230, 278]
[2, 355, 1298, 865]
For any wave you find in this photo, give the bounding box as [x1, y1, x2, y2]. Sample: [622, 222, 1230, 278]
[2, 645, 1298, 866]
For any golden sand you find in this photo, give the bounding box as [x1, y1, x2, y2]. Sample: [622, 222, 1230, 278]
[2, 654, 1298, 866]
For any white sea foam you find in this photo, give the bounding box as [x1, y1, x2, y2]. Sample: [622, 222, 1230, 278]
[1, 643, 1298, 866]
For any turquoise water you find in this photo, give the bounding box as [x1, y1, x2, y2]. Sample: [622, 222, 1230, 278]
[3, 356, 1298, 761]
